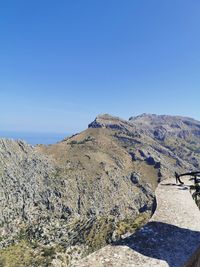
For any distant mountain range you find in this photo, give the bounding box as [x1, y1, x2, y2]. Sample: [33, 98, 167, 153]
[0, 113, 200, 266]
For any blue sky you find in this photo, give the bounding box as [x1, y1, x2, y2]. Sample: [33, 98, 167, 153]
[0, 0, 200, 133]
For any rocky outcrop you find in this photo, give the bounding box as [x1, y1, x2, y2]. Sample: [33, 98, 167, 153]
[88, 114, 137, 134]
[0, 139, 59, 235]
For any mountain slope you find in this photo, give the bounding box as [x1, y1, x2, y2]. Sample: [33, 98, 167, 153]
[0, 113, 200, 266]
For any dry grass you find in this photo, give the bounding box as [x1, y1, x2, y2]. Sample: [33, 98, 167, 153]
[0, 240, 56, 267]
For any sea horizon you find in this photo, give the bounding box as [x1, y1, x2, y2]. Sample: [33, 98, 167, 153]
[0, 131, 72, 145]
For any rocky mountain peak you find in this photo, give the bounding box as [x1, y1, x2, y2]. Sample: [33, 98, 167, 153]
[88, 114, 134, 132]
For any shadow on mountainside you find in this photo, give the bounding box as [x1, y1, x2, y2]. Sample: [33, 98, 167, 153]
[113, 221, 200, 267]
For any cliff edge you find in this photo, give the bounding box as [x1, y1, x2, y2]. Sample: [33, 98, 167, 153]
[72, 177, 200, 267]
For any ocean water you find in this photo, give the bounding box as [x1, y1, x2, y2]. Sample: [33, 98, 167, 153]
[0, 131, 70, 145]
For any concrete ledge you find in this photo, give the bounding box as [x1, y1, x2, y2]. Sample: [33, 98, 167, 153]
[72, 178, 200, 267]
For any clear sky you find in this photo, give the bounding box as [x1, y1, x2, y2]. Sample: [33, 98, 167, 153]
[0, 0, 200, 133]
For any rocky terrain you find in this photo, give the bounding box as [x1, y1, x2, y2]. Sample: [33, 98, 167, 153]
[0, 113, 200, 266]
[72, 176, 200, 267]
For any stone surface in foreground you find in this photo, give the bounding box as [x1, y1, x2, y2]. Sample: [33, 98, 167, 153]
[72, 178, 200, 267]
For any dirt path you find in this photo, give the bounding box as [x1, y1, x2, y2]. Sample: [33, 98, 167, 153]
[72, 178, 200, 267]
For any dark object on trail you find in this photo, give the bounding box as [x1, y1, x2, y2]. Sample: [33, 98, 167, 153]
[175, 171, 200, 184]
[175, 172, 184, 184]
